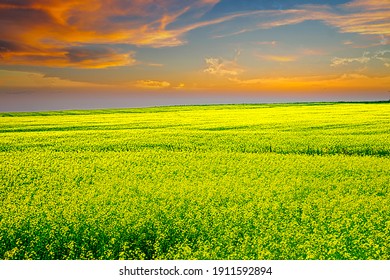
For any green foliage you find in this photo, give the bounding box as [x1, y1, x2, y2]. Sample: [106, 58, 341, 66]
[0, 103, 389, 259]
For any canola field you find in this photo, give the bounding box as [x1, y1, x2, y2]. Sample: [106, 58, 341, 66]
[0, 102, 389, 260]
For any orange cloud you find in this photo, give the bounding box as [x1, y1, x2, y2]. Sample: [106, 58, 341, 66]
[0, 45, 136, 69]
[0, 1, 140, 68]
[344, 0, 389, 10]
[256, 54, 298, 62]
[175, 83, 185, 89]
[135, 80, 171, 89]
[0, 0, 267, 68]
[0, 70, 101, 88]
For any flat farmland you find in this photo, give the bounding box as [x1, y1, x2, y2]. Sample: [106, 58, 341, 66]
[0, 103, 389, 259]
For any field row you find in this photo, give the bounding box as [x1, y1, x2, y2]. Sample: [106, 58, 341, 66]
[1, 151, 389, 259]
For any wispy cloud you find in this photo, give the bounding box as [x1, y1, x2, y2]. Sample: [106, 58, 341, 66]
[342, 35, 389, 49]
[208, 1, 390, 48]
[204, 50, 244, 77]
[380, 34, 388, 45]
[331, 50, 390, 67]
[252, 1, 390, 39]
[212, 28, 253, 39]
[343, 40, 354, 45]
[255, 48, 324, 63]
[256, 54, 298, 62]
[255, 41, 278, 46]
[344, 0, 390, 10]
[331, 51, 371, 67]
[373, 50, 390, 67]
[300, 48, 327, 56]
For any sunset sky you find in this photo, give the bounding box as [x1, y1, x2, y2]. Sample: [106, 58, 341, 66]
[1, 0, 389, 111]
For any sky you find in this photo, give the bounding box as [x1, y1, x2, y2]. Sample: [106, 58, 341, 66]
[0, 0, 389, 111]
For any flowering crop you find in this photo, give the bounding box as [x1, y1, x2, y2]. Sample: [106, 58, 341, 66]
[0, 103, 389, 259]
